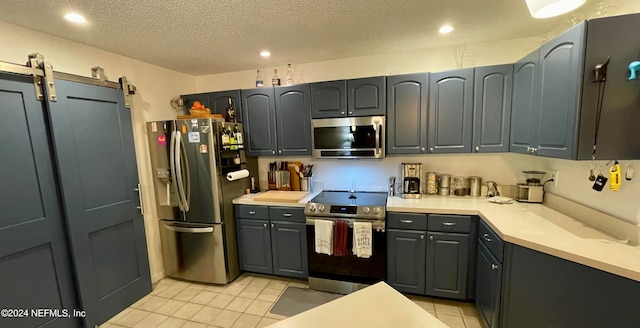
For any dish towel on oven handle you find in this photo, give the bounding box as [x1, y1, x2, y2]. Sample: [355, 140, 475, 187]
[352, 221, 372, 258]
[314, 219, 334, 255]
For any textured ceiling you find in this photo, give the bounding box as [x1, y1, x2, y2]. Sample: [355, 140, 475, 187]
[0, 0, 627, 76]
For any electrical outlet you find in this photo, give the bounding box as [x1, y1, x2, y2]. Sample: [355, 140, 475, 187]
[551, 170, 559, 187]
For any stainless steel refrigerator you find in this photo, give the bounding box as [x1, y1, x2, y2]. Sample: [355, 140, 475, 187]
[146, 118, 256, 284]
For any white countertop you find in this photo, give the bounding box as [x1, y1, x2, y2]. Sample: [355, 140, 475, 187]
[267, 282, 448, 328]
[232, 191, 640, 283]
[388, 195, 640, 283]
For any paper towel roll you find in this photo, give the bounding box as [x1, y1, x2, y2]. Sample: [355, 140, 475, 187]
[227, 169, 250, 181]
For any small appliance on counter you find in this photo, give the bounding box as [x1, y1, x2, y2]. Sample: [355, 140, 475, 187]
[516, 171, 546, 203]
[401, 163, 422, 198]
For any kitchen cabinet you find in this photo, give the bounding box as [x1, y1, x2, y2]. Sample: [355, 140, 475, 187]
[387, 229, 427, 294]
[181, 92, 211, 113]
[310, 77, 385, 118]
[473, 65, 513, 153]
[511, 14, 640, 160]
[241, 86, 311, 157]
[347, 76, 386, 116]
[386, 73, 428, 154]
[501, 244, 640, 328]
[428, 68, 474, 153]
[475, 220, 504, 328]
[310, 80, 347, 118]
[210, 90, 243, 122]
[386, 212, 475, 300]
[510, 49, 539, 155]
[235, 205, 308, 279]
[236, 218, 273, 274]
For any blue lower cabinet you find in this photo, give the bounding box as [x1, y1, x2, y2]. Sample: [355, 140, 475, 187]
[476, 240, 502, 328]
[386, 229, 426, 294]
[426, 232, 470, 299]
[236, 219, 273, 274]
[235, 205, 308, 279]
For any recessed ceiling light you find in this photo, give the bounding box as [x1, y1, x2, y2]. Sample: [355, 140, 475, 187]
[439, 25, 454, 34]
[260, 50, 271, 57]
[64, 13, 86, 24]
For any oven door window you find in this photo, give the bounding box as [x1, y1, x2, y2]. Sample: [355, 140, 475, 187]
[313, 125, 376, 149]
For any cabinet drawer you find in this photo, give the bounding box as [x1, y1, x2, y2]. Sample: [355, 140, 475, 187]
[269, 207, 305, 223]
[428, 214, 471, 233]
[387, 213, 428, 230]
[478, 219, 503, 262]
[235, 205, 269, 220]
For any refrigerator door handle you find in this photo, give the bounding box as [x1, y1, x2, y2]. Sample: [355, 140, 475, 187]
[170, 130, 184, 211]
[175, 131, 189, 212]
[179, 132, 191, 211]
[163, 223, 214, 233]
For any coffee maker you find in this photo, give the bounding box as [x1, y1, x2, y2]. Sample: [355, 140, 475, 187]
[516, 170, 545, 203]
[402, 163, 423, 199]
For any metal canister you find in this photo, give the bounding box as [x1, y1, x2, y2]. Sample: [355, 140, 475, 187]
[469, 176, 482, 197]
[453, 177, 469, 196]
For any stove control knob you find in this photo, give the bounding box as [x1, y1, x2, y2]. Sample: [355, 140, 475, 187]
[308, 205, 316, 212]
[363, 207, 370, 214]
[318, 205, 325, 212]
[372, 207, 381, 215]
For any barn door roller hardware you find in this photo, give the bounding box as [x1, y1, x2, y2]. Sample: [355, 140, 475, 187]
[26, 52, 57, 102]
[119, 76, 137, 109]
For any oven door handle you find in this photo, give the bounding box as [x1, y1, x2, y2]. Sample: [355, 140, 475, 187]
[305, 217, 385, 231]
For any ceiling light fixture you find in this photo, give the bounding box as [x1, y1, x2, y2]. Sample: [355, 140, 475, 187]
[439, 25, 454, 34]
[525, 0, 586, 19]
[260, 50, 271, 57]
[64, 13, 86, 24]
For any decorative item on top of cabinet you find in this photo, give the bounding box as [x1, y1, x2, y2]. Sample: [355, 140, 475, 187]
[428, 68, 474, 154]
[473, 64, 513, 153]
[386, 73, 428, 154]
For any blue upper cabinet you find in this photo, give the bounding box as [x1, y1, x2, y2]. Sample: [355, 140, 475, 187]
[310, 80, 347, 118]
[348, 77, 386, 117]
[428, 68, 474, 154]
[473, 65, 513, 153]
[241, 88, 278, 156]
[536, 22, 585, 159]
[274, 84, 312, 156]
[210, 90, 243, 122]
[386, 73, 428, 154]
[510, 49, 539, 155]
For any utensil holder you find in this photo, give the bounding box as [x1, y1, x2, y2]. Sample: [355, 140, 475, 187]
[301, 177, 313, 192]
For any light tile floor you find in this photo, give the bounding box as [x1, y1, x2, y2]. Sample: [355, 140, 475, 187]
[100, 274, 482, 328]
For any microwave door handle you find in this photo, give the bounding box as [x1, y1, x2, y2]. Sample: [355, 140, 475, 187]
[375, 124, 381, 154]
[170, 130, 183, 211]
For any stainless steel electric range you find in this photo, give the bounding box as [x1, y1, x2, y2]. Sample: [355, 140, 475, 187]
[304, 190, 388, 294]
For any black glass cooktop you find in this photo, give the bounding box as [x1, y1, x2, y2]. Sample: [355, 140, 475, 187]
[309, 190, 388, 206]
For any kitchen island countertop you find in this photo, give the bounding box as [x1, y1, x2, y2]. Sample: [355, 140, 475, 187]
[267, 281, 448, 328]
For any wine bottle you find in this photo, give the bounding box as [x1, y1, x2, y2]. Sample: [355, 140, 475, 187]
[225, 98, 236, 122]
[234, 124, 244, 149]
[220, 123, 230, 148]
[256, 69, 264, 87]
[272, 69, 281, 86]
[228, 126, 237, 150]
[285, 64, 294, 86]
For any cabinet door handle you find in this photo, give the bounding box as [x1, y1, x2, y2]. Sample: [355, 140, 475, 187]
[278, 150, 282, 154]
[442, 222, 456, 226]
[272, 150, 276, 154]
[400, 219, 413, 224]
[348, 111, 353, 115]
[483, 233, 492, 242]
[429, 147, 434, 153]
[340, 111, 345, 115]
[420, 235, 424, 240]
[491, 264, 498, 270]
[283, 213, 292, 217]
[429, 235, 434, 241]
[475, 146, 480, 152]
[271, 223, 275, 228]
[421, 147, 425, 152]
[263, 223, 267, 228]
[248, 211, 256, 215]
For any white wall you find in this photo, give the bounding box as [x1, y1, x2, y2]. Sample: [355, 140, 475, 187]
[0, 20, 195, 283]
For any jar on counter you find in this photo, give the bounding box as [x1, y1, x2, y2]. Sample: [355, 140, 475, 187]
[452, 177, 470, 196]
[426, 172, 438, 195]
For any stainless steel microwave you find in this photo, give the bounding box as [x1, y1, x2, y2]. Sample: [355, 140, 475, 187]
[311, 116, 385, 159]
